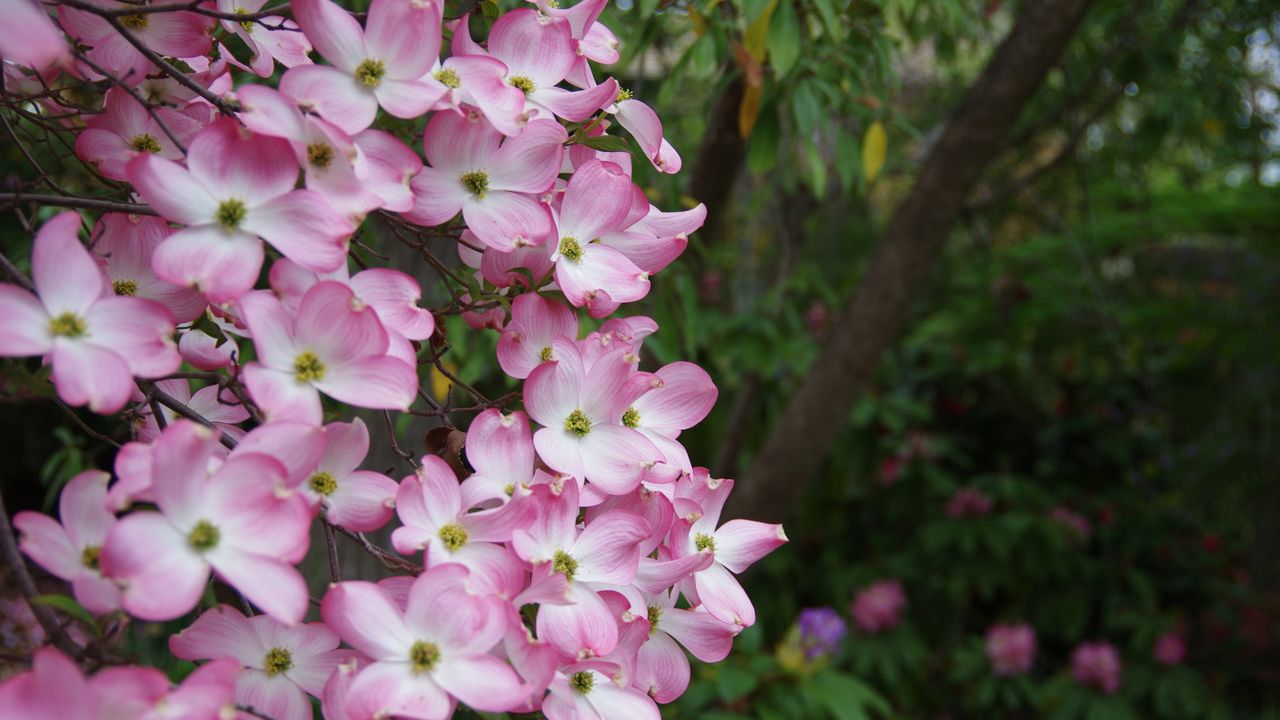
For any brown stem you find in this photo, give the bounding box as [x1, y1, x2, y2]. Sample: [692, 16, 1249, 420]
[0, 192, 155, 216]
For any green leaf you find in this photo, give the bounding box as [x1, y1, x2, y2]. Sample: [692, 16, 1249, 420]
[715, 665, 760, 702]
[792, 80, 823, 137]
[808, 670, 889, 720]
[809, 0, 843, 40]
[767, 0, 802, 77]
[576, 134, 630, 152]
[748, 104, 781, 174]
[30, 594, 98, 635]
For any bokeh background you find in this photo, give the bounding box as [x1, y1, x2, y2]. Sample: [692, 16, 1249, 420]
[4, 0, 1280, 717]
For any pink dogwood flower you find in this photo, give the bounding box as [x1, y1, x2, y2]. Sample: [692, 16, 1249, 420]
[171, 605, 355, 720]
[238, 281, 418, 424]
[621, 361, 718, 475]
[407, 112, 565, 251]
[128, 117, 354, 303]
[100, 421, 312, 623]
[301, 418, 398, 532]
[543, 660, 659, 720]
[392, 455, 528, 596]
[91, 213, 207, 324]
[0, 212, 180, 413]
[283, 0, 447, 134]
[497, 293, 579, 379]
[459, 408, 539, 509]
[215, 0, 312, 77]
[985, 623, 1036, 676]
[238, 84, 384, 218]
[453, 8, 620, 122]
[321, 565, 528, 718]
[548, 159, 652, 317]
[671, 472, 788, 629]
[525, 338, 662, 496]
[851, 580, 907, 633]
[75, 89, 204, 181]
[610, 95, 682, 174]
[513, 481, 650, 657]
[60, 0, 213, 80]
[1072, 641, 1123, 693]
[14, 470, 121, 614]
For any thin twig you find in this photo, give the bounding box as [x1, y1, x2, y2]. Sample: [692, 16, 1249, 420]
[0, 192, 155, 216]
[0, 491, 83, 657]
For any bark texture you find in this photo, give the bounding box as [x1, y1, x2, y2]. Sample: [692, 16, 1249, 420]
[730, 0, 1096, 521]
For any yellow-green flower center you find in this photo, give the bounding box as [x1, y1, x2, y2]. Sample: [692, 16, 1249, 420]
[294, 351, 326, 383]
[409, 640, 440, 674]
[539, 346, 554, 362]
[647, 605, 662, 635]
[307, 142, 334, 168]
[695, 532, 716, 553]
[120, 14, 148, 29]
[263, 647, 292, 677]
[188, 520, 220, 551]
[355, 58, 386, 87]
[438, 523, 468, 551]
[570, 670, 594, 694]
[552, 549, 578, 581]
[234, 7, 254, 31]
[616, 87, 633, 102]
[558, 236, 583, 263]
[509, 75, 535, 94]
[309, 471, 337, 495]
[459, 170, 489, 199]
[564, 409, 591, 437]
[81, 545, 101, 571]
[131, 133, 162, 153]
[112, 279, 139, 296]
[622, 406, 641, 429]
[216, 199, 247, 230]
[503, 482, 516, 496]
[48, 312, 87, 338]
[433, 68, 460, 89]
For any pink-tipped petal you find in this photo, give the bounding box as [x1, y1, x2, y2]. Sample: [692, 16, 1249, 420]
[244, 191, 351, 272]
[713, 520, 787, 574]
[49, 340, 133, 414]
[290, 0, 367, 70]
[320, 581, 411, 658]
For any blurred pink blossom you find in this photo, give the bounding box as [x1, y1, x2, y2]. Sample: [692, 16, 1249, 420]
[1153, 631, 1186, 666]
[985, 623, 1036, 675]
[851, 580, 907, 633]
[1071, 641, 1122, 694]
[946, 487, 993, 518]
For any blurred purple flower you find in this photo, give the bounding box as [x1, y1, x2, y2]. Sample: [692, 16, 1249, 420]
[851, 580, 907, 633]
[985, 623, 1036, 675]
[797, 607, 847, 660]
[1071, 641, 1122, 694]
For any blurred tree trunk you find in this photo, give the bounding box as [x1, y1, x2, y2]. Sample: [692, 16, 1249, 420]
[730, 0, 1096, 521]
[688, 74, 746, 260]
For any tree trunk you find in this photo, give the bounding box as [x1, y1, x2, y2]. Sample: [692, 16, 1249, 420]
[730, 0, 1096, 521]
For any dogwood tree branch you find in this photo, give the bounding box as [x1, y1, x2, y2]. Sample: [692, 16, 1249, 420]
[0, 491, 84, 658]
[0, 193, 155, 216]
[731, 0, 1097, 521]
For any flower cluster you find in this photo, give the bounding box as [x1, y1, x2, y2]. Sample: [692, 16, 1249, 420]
[0, 0, 785, 717]
[850, 579, 907, 634]
[984, 622, 1036, 676]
